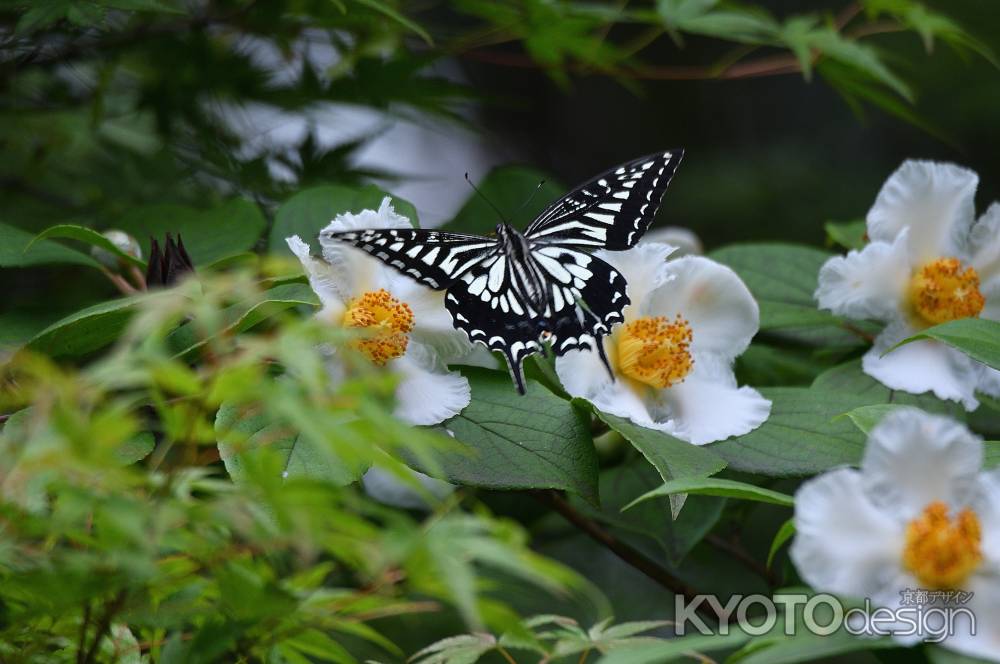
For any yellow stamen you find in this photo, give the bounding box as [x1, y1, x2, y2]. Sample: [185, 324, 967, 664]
[902, 501, 982, 589]
[909, 258, 984, 326]
[615, 315, 693, 389]
[342, 289, 414, 365]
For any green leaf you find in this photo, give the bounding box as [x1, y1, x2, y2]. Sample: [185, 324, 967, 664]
[657, 0, 778, 43]
[590, 407, 727, 517]
[26, 295, 144, 358]
[709, 387, 874, 476]
[351, 0, 432, 45]
[810, 28, 913, 101]
[767, 518, 795, 568]
[843, 403, 903, 434]
[889, 318, 1000, 371]
[625, 476, 795, 511]
[443, 166, 562, 235]
[431, 368, 599, 505]
[168, 283, 319, 358]
[812, 358, 965, 417]
[708, 243, 856, 339]
[926, 643, 996, 664]
[0, 221, 97, 268]
[596, 631, 752, 664]
[116, 432, 155, 465]
[823, 220, 867, 250]
[268, 185, 419, 256]
[116, 198, 266, 267]
[984, 441, 1000, 469]
[215, 401, 367, 486]
[29, 224, 145, 268]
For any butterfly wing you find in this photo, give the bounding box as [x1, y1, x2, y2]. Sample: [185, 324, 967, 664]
[525, 150, 684, 250]
[445, 247, 628, 393]
[321, 227, 497, 290]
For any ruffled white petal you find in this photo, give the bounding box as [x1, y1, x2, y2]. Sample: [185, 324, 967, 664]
[978, 363, 1000, 399]
[555, 344, 659, 428]
[644, 226, 703, 257]
[593, 243, 676, 317]
[362, 465, 454, 511]
[861, 408, 984, 521]
[982, 275, 1000, 321]
[973, 468, 1000, 566]
[644, 256, 760, 360]
[316, 197, 409, 296]
[863, 320, 980, 411]
[655, 354, 771, 445]
[791, 468, 906, 600]
[939, 574, 1000, 663]
[866, 160, 978, 262]
[971, 202, 1000, 285]
[814, 230, 911, 321]
[286, 235, 347, 319]
[390, 343, 470, 426]
[386, 271, 476, 363]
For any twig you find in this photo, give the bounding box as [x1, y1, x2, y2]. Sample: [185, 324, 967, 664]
[532, 490, 723, 623]
[76, 602, 92, 664]
[82, 591, 128, 664]
[704, 534, 780, 588]
[497, 646, 519, 664]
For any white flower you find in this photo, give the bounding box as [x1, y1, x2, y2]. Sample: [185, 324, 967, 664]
[555, 243, 771, 445]
[286, 196, 482, 426]
[643, 226, 703, 257]
[815, 160, 1000, 410]
[791, 409, 1000, 660]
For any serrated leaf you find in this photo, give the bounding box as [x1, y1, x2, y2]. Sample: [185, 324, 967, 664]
[625, 476, 794, 511]
[812, 358, 965, 417]
[425, 368, 599, 504]
[709, 387, 874, 476]
[268, 185, 419, 256]
[595, 631, 752, 664]
[116, 432, 155, 465]
[352, 0, 432, 44]
[843, 403, 904, 434]
[29, 224, 145, 268]
[590, 407, 726, 517]
[889, 318, 1000, 371]
[215, 401, 367, 486]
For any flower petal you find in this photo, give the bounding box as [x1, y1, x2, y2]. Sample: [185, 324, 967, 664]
[644, 226, 703, 256]
[390, 343, 470, 426]
[814, 231, 911, 321]
[971, 202, 1000, 285]
[978, 363, 1000, 400]
[555, 345, 658, 428]
[938, 574, 1000, 662]
[791, 467, 905, 600]
[362, 465, 454, 511]
[317, 197, 410, 296]
[655, 354, 771, 445]
[866, 160, 978, 262]
[861, 408, 983, 521]
[644, 255, 759, 360]
[286, 235, 347, 319]
[973, 468, 1000, 568]
[593, 243, 675, 318]
[386, 271, 478, 363]
[863, 320, 980, 411]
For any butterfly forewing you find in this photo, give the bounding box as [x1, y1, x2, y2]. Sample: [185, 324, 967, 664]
[321, 228, 496, 290]
[525, 150, 684, 250]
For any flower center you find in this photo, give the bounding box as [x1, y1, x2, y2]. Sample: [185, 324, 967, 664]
[341, 289, 414, 365]
[902, 501, 982, 590]
[615, 315, 693, 389]
[908, 258, 984, 326]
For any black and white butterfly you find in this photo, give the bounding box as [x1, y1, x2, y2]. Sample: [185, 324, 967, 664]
[324, 150, 685, 394]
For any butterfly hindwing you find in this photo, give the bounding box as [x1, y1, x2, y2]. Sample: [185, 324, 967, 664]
[525, 150, 684, 250]
[322, 227, 496, 290]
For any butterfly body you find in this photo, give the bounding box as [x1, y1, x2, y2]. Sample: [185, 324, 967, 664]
[325, 150, 684, 393]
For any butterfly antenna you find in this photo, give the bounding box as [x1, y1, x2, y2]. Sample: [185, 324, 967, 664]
[512, 179, 547, 219]
[465, 172, 508, 224]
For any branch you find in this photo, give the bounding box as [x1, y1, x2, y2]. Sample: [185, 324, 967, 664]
[81, 591, 127, 664]
[532, 490, 724, 623]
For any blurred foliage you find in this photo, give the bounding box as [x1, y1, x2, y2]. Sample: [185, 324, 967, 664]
[2, 1, 1000, 662]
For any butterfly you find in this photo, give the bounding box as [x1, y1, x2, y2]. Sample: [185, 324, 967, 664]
[324, 150, 685, 394]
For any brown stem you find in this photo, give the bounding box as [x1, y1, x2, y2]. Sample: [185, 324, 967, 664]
[532, 490, 723, 623]
[76, 602, 91, 664]
[82, 591, 127, 664]
[704, 534, 780, 588]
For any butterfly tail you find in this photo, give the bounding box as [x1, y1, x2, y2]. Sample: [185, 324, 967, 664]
[595, 335, 615, 382]
[503, 351, 528, 395]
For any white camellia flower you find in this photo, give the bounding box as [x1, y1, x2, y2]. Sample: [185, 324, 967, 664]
[288, 197, 491, 508]
[791, 408, 1000, 661]
[555, 243, 771, 445]
[643, 225, 703, 257]
[815, 160, 1000, 410]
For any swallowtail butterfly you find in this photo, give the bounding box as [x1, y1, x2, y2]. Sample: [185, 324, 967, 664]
[324, 150, 685, 394]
